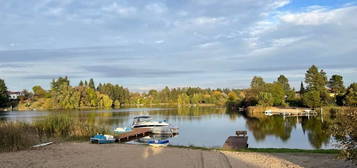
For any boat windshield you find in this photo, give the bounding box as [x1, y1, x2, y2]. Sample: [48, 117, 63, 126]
[133, 116, 152, 122]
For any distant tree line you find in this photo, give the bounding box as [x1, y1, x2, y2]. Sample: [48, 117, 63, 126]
[237, 65, 357, 108]
[14, 77, 240, 110]
[0, 64, 356, 110]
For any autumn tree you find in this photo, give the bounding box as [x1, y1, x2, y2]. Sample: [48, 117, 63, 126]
[32, 85, 49, 98]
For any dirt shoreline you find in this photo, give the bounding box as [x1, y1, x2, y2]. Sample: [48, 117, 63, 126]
[0, 142, 354, 168]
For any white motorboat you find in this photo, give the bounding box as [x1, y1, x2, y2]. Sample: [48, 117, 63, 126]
[114, 127, 132, 134]
[132, 116, 169, 128]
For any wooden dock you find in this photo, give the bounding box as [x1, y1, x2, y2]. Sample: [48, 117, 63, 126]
[266, 111, 318, 117]
[223, 131, 248, 150]
[115, 128, 152, 142]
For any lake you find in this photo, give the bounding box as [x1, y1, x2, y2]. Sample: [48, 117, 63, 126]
[0, 107, 337, 149]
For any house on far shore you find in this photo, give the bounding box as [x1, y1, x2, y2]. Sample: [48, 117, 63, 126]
[8, 91, 24, 100]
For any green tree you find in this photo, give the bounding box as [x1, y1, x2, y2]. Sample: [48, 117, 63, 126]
[264, 83, 286, 106]
[0, 79, 9, 108]
[277, 75, 290, 92]
[304, 65, 329, 105]
[328, 74, 345, 95]
[257, 92, 274, 106]
[344, 83, 357, 106]
[303, 90, 321, 108]
[305, 65, 327, 91]
[250, 76, 265, 89]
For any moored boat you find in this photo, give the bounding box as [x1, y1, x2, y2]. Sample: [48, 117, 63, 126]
[114, 127, 132, 134]
[132, 116, 169, 128]
[147, 139, 169, 147]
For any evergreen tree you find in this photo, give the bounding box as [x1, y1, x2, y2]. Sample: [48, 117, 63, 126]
[304, 65, 329, 106]
[88, 78, 95, 89]
[51, 76, 70, 92]
[328, 74, 345, 95]
[0, 79, 9, 108]
[299, 82, 305, 95]
[79, 80, 84, 86]
[97, 83, 102, 91]
[305, 65, 327, 91]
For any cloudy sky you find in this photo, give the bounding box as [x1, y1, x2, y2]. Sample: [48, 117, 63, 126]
[1, 0, 356, 91]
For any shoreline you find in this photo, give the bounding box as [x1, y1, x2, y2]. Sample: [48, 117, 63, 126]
[0, 142, 354, 168]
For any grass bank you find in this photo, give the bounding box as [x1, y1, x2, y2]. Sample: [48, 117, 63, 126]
[0, 114, 109, 152]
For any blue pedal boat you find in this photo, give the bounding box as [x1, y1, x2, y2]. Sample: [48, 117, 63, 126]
[147, 139, 169, 147]
[90, 134, 116, 144]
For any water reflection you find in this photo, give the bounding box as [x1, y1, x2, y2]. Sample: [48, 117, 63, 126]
[0, 107, 352, 149]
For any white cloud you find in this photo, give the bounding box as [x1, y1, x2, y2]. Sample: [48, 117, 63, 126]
[155, 40, 165, 44]
[192, 17, 227, 25]
[46, 8, 64, 16]
[102, 2, 136, 16]
[197, 42, 220, 48]
[145, 3, 167, 14]
[279, 6, 357, 25]
[1, 0, 356, 89]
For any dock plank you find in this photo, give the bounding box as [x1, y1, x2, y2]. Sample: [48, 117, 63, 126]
[115, 128, 152, 142]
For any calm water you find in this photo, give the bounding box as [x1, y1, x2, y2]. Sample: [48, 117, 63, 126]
[0, 107, 336, 149]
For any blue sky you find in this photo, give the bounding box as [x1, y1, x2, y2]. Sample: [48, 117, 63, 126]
[0, 0, 356, 92]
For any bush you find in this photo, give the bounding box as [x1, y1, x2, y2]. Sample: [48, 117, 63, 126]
[332, 108, 357, 161]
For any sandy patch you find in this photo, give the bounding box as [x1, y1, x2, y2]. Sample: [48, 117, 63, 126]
[0, 142, 354, 168]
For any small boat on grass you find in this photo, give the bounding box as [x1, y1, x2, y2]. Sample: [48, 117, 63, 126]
[147, 139, 169, 147]
[32, 142, 53, 148]
[90, 134, 116, 144]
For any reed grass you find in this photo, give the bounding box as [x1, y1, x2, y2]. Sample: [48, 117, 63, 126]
[35, 114, 109, 139]
[0, 114, 109, 152]
[0, 122, 40, 152]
